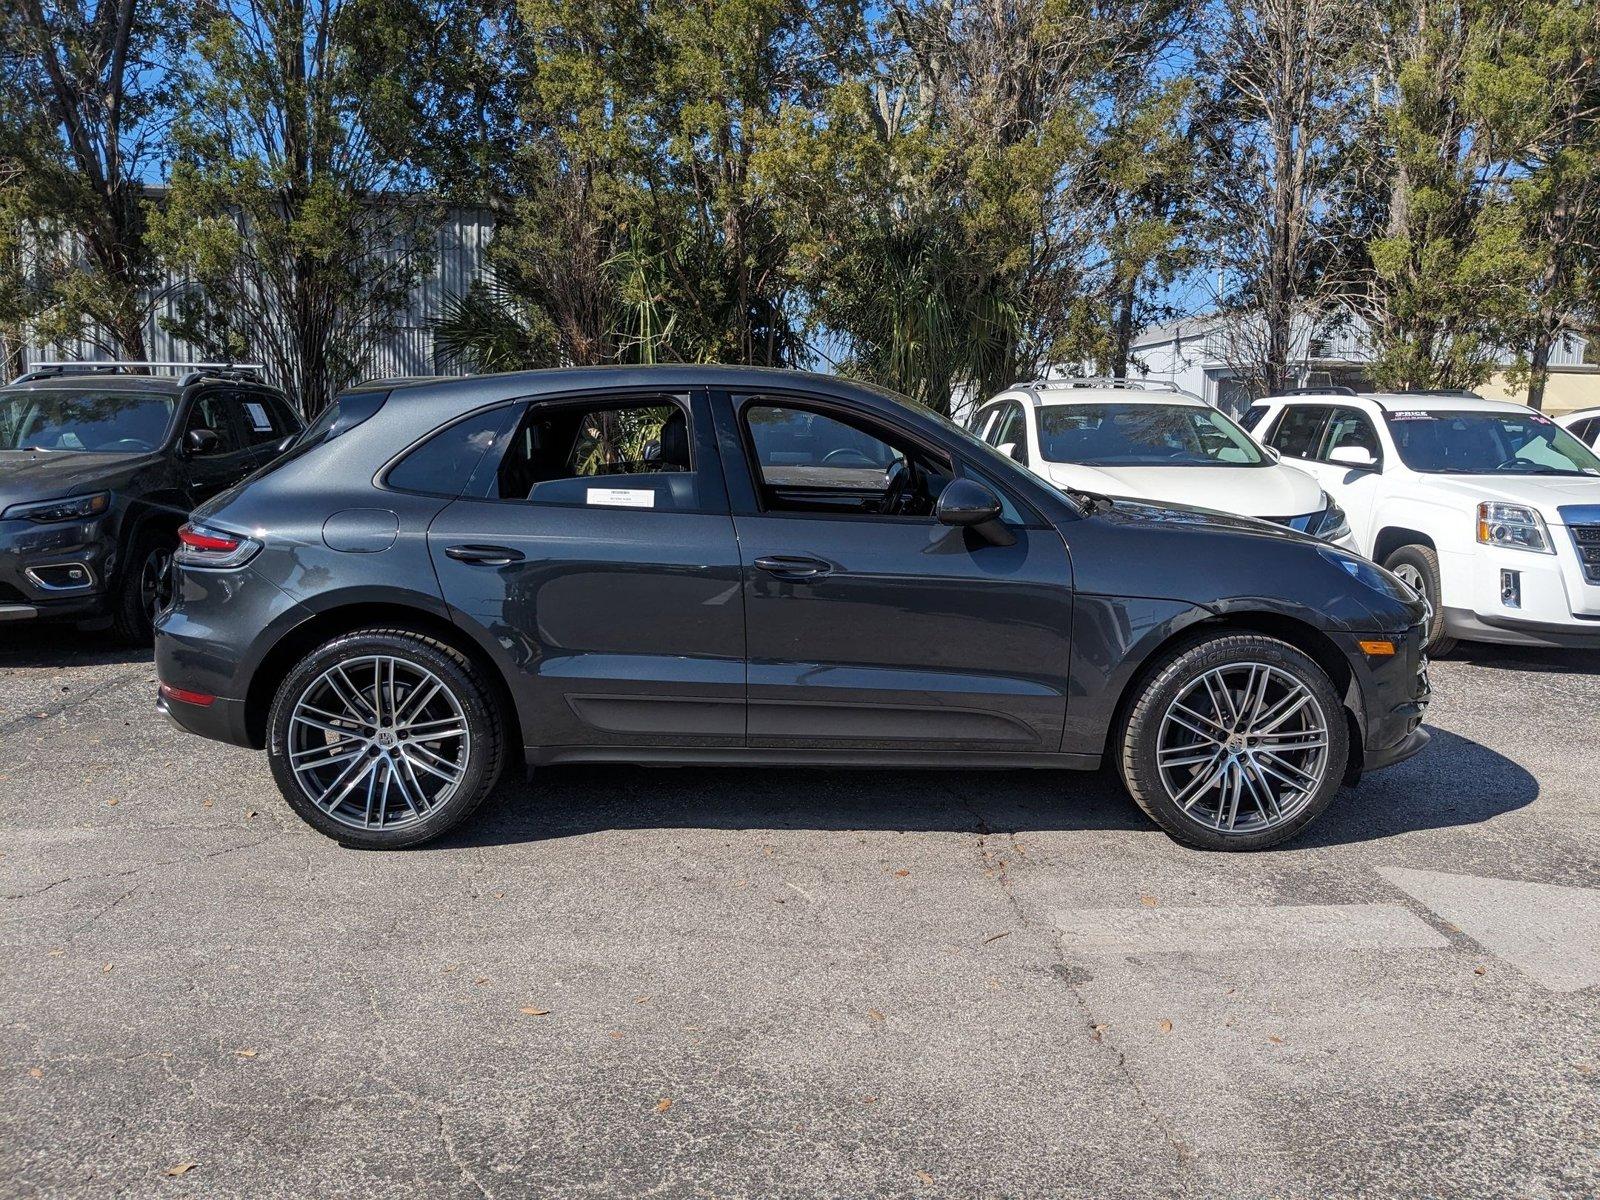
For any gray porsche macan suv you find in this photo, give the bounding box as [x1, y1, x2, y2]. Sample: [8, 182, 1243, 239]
[154, 366, 1432, 851]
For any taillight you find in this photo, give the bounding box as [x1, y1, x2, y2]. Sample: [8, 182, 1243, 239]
[159, 682, 216, 707]
[175, 522, 262, 569]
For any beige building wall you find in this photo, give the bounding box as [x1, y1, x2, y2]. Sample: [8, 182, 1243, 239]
[1479, 368, 1600, 416]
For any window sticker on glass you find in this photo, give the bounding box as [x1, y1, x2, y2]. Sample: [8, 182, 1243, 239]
[586, 487, 655, 508]
[243, 402, 272, 431]
[1389, 410, 1431, 420]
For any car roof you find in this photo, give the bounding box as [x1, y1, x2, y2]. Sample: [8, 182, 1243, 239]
[1, 373, 183, 395]
[1260, 391, 1532, 415]
[1030, 389, 1208, 408]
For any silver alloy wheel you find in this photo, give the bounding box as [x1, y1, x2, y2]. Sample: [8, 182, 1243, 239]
[1155, 662, 1330, 834]
[287, 654, 471, 832]
[140, 545, 173, 623]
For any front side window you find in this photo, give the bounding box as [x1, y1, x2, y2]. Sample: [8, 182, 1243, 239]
[741, 400, 951, 517]
[0, 389, 175, 452]
[1240, 405, 1269, 432]
[238, 393, 297, 446]
[991, 404, 1029, 464]
[1037, 403, 1265, 466]
[1384, 409, 1600, 476]
[1268, 405, 1333, 459]
[184, 392, 246, 456]
[495, 397, 700, 510]
[1319, 407, 1382, 462]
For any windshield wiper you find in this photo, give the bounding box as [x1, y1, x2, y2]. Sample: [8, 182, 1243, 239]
[1063, 487, 1116, 513]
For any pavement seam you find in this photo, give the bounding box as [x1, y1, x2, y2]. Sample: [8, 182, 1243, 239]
[941, 780, 1200, 1182]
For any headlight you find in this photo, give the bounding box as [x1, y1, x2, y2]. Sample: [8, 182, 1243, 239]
[175, 522, 262, 569]
[1477, 502, 1552, 553]
[1317, 546, 1417, 603]
[1310, 496, 1350, 541]
[1, 491, 111, 523]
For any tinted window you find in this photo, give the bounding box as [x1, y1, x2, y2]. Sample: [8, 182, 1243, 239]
[389, 407, 517, 496]
[742, 401, 950, 516]
[185, 391, 246, 455]
[1240, 405, 1269, 432]
[1320, 407, 1381, 462]
[237, 393, 295, 445]
[1268, 405, 1333, 458]
[994, 405, 1028, 464]
[0, 389, 175, 451]
[492, 398, 701, 510]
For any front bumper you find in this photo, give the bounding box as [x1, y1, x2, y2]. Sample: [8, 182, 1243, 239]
[1441, 606, 1600, 650]
[1336, 622, 1432, 780]
[0, 512, 115, 623]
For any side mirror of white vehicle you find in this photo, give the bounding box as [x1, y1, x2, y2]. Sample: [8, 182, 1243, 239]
[997, 441, 1020, 461]
[1263, 445, 1281, 462]
[1328, 445, 1378, 469]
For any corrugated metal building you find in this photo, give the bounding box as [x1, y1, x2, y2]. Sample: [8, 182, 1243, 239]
[10, 204, 497, 389]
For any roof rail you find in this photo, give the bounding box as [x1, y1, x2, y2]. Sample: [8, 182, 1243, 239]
[1013, 375, 1181, 393]
[1283, 385, 1356, 396]
[11, 360, 264, 387]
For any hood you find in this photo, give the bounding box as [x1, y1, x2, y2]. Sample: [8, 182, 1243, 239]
[1043, 460, 1325, 518]
[0, 449, 160, 509]
[1414, 473, 1600, 523]
[1087, 495, 1316, 544]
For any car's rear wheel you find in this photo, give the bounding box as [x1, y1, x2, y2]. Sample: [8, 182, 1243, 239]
[1382, 545, 1456, 655]
[266, 629, 504, 848]
[112, 525, 175, 644]
[1119, 633, 1349, 851]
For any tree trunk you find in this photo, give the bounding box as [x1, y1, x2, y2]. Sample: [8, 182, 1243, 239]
[1527, 327, 1552, 412]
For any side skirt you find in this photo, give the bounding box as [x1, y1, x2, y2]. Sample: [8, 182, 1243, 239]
[527, 745, 1102, 771]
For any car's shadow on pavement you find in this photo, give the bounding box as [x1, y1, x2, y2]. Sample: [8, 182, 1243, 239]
[1444, 643, 1600, 674]
[0, 625, 150, 669]
[437, 725, 1535, 852]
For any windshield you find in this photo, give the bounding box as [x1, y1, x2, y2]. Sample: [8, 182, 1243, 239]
[1037, 403, 1265, 466]
[0, 390, 176, 452]
[1384, 409, 1600, 476]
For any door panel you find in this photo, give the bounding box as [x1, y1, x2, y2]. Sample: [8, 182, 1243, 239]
[426, 389, 745, 750]
[734, 515, 1075, 750]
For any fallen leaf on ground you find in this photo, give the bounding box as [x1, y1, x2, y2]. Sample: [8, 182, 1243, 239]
[862, 1095, 877, 1104]
[233, 1048, 256, 1058]
[1139, 895, 1158, 907]
[163, 1162, 198, 1177]
[916, 1171, 935, 1185]
[492, 891, 505, 899]
[102, 963, 114, 973]
[635, 996, 650, 1004]
[1474, 965, 1486, 976]
[202, 798, 213, 808]
[982, 931, 1010, 944]
[654, 1098, 672, 1113]
[245, 810, 257, 818]
[519, 1007, 551, 1016]
[893, 869, 910, 878]
[48, 948, 63, 957]
[474, 977, 489, 985]
[442, 964, 458, 973]
[1089, 1024, 1107, 1043]
[867, 1009, 885, 1022]
[1266, 1035, 1284, 1045]
[1158, 1019, 1173, 1034]
[107, 798, 118, 806]
[28, 1067, 43, 1079]
[608, 1031, 622, 1040]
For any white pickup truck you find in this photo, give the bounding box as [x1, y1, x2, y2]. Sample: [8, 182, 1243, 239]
[1244, 390, 1600, 653]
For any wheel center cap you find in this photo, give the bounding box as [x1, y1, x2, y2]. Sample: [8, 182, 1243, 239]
[377, 729, 395, 747]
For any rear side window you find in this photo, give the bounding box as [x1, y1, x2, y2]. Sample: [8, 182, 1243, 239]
[388, 406, 518, 497]
[1240, 405, 1269, 432]
[1268, 405, 1332, 459]
[489, 396, 701, 511]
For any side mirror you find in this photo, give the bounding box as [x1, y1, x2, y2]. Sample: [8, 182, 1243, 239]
[1328, 445, 1378, 469]
[996, 441, 1018, 459]
[1264, 445, 1282, 462]
[185, 427, 220, 456]
[936, 479, 1016, 547]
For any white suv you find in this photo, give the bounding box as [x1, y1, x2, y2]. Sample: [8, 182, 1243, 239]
[1246, 390, 1600, 652]
[969, 379, 1356, 547]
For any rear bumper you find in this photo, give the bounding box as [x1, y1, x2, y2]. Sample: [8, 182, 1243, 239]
[156, 689, 254, 747]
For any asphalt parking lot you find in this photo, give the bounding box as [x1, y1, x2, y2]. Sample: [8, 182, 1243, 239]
[2, 628, 1597, 1199]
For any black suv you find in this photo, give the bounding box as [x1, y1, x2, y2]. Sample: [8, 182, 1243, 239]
[154, 366, 1431, 851]
[0, 363, 301, 640]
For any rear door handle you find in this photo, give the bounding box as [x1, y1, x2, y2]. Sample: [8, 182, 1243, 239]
[444, 544, 524, 566]
[754, 555, 832, 580]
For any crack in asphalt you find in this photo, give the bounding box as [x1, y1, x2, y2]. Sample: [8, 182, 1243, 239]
[0, 664, 155, 738]
[942, 781, 1199, 1177]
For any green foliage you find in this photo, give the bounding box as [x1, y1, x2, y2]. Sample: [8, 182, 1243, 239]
[149, 0, 440, 415]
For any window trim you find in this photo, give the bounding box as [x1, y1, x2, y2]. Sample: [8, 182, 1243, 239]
[382, 388, 726, 516]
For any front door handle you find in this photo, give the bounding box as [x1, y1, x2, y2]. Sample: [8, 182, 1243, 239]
[754, 555, 832, 580]
[444, 544, 524, 566]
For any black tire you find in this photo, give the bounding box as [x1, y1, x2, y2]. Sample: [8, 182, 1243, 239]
[1382, 544, 1457, 656]
[112, 524, 176, 644]
[1118, 633, 1350, 852]
[266, 628, 505, 849]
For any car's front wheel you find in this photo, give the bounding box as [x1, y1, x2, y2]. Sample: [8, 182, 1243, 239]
[266, 628, 505, 848]
[1119, 633, 1349, 851]
[1382, 544, 1456, 656]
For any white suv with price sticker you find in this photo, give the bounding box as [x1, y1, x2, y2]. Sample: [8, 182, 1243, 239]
[1244, 390, 1600, 653]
